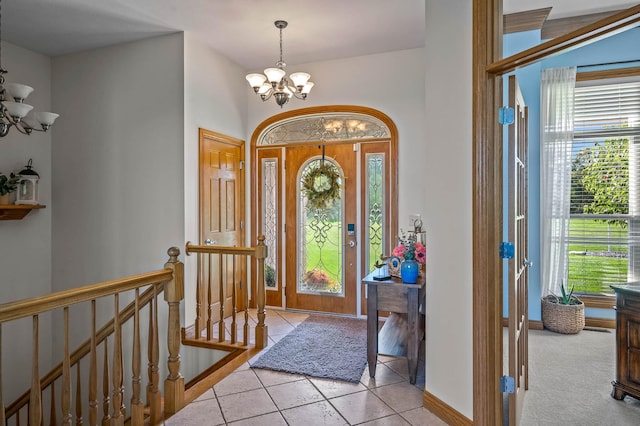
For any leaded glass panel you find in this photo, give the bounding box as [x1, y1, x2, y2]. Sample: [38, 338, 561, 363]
[258, 113, 389, 145]
[297, 159, 344, 295]
[261, 158, 278, 289]
[366, 154, 385, 272]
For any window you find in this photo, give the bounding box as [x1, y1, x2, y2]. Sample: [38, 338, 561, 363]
[568, 72, 640, 295]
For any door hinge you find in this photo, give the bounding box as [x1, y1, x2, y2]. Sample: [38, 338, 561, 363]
[239, 160, 244, 170]
[240, 220, 244, 230]
[499, 242, 514, 259]
[501, 376, 515, 394]
[498, 106, 515, 125]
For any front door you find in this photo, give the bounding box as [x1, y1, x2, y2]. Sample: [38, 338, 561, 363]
[507, 75, 529, 425]
[285, 144, 358, 314]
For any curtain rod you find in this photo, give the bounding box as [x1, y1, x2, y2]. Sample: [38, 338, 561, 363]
[577, 59, 640, 69]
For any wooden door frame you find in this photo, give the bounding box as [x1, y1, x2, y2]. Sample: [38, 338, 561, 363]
[249, 105, 399, 310]
[473, 3, 640, 424]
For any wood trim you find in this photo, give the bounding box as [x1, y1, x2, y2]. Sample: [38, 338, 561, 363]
[487, 5, 640, 75]
[423, 389, 473, 426]
[504, 8, 552, 34]
[579, 294, 616, 310]
[473, 0, 503, 424]
[586, 317, 616, 329]
[577, 66, 640, 81]
[542, 10, 623, 40]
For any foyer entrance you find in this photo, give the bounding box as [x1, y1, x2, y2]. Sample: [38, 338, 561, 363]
[252, 107, 398, 316]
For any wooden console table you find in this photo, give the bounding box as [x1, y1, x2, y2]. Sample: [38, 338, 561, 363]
[611, 283, 640, 402]
[363, 270, 425, 384]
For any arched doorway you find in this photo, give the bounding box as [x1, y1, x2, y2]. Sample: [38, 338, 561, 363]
[250, 106, 398, 315]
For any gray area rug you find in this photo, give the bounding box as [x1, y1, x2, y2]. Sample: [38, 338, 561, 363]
[251, 315, 367, 383]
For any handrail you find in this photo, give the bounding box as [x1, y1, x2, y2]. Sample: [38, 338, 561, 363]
[185, 242, 267, 258]
[0, 269, 173, 323]
[3, 285, 162, 419]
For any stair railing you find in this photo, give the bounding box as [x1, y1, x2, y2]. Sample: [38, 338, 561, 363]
[0, 247, 185, 426]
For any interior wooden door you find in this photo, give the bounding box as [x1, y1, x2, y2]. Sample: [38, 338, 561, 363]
[199, 129, 245, 330]
[507, 75, 529, 425]
[285, 144, 358, 315]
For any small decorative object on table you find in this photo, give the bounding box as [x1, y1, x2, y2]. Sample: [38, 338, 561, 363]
[393, 230, 426, 284]
[372, 257, 391, 281]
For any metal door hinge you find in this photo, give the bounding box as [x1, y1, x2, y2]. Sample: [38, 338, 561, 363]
[498, 107, 515, 125]
[500, 242, 514, 259]
[501, 376, 515, 393]
[239, 160, 244, 170]
[240, 220, 244, 230]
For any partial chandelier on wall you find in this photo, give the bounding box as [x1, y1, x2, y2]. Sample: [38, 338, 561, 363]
[246, 20, 314, 108]
[0, 0, 59, 138]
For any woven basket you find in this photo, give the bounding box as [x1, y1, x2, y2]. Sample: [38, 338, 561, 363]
[541, 295, 585, 334]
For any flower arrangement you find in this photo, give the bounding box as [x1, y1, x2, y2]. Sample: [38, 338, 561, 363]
[392, 231, 426, 264]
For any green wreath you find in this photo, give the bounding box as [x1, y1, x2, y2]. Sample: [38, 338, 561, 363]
[302, 162, 342, 210]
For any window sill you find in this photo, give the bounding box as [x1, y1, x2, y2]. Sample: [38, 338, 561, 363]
[577, 294, 615, 310]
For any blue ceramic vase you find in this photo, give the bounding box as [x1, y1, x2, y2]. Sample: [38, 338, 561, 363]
[401, 259, 419, 284]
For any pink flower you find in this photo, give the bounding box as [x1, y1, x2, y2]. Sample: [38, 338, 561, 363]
[392, 244, 406, 258]
[415, 242, 426, 264]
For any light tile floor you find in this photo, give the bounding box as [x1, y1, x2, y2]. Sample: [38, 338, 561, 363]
[165, 310, 446, 426]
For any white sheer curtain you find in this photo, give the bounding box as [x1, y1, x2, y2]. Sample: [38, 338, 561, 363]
[540, 67, 576, 297]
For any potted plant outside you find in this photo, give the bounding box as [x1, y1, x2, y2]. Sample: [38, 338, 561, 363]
[0, 172, 20, 204]
[541, 282, 585, 334]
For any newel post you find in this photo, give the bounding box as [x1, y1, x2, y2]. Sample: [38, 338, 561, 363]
[163, 247, 185, 415]
[254, 235, 268, 349]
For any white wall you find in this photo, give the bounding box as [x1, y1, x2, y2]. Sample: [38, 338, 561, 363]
[183, 32, 248, 326]
[424, 0, 473, 419]
[50, 33, 185, 351]
[0, 41, 54, 402]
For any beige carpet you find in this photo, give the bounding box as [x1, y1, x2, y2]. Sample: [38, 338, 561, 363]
[509, 328, 640, 425]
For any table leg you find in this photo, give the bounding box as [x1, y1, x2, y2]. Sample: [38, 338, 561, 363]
[367, 284, 378, 378]
[407, 288, 419, 384]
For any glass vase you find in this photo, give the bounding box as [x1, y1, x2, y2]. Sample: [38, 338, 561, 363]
[401, 259, 419, 284]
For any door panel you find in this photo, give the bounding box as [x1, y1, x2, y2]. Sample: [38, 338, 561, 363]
[508, 75, 529, 425]
[199, 129, 245, 330]
[285, 144, 357, 314]
[257, 148, 284, 308]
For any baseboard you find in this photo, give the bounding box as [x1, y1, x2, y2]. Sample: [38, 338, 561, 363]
[423, 389, 472, 425]
[502, 317, 614, 329]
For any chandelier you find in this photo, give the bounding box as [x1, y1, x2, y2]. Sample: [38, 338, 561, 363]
[246, 20, 314, 108]
[0, 0, 59, 137]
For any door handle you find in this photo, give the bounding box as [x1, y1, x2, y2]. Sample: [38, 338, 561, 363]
[205, 239, 216, 246]
[523, 258, 533, 268]
[348, 241, 356, 248]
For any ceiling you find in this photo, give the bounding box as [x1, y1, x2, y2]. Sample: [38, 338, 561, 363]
[1, 0, 638, 71]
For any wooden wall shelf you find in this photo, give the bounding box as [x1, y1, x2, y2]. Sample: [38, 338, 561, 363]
[0, 204, 46, 220]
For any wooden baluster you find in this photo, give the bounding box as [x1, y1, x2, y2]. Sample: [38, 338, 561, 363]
[101, 339, 110, 426]
[163, 247, 185, 415]
[206, 253, 213, 341]
[75, 363, 82, 425]
[195, 252, 202, 338]
[30, 315, 42, 425]
[89, 300, 98, 426]
[130, 289, 144, 425]
[111, 294, 124, 425]
[0, 324, 4, 426]
[230, 254, 237, 344]
[218, 253, 225, 343]
[62, 307, 71, 426]
[50, 383, 57, 426]
[254, 236, 268, 348]
[147, 286, 161, 425]
[243, 263, 250, 347]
